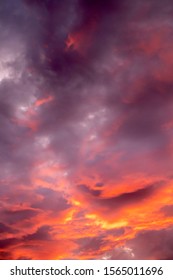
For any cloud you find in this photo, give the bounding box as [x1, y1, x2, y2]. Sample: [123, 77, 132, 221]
[102, 227, 173, 260]
[0, 0, 173, 260]
[2, 209, 38, 224]
[76, 236, 106, 255]
[24, 225, 52, 241]
[127, 227, 173, 260]
[31, 187, 71, 212]
[104, 246, 134, 260]
[0, 251, 13, 260]
[160, 205, 173, 217]
[77, 184, 102, 197]
[95, 182, 104, 187]
[96, 184, 158, 210]
[0, 238, 19, 249]
[0, 223, 17, 234]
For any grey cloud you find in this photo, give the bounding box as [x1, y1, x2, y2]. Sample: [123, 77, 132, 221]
[127, 227, 173, 260]
[31, 187, 71, 212]
[77, 184, 102, 197]
[24, 225, 52, 241]
[3, 209, 38, 224]
[160, 205, 173, 217]
[76, 236, 106, 255]
[0, 223, 17, 234]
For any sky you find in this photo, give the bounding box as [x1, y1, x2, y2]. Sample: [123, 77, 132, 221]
[0, 0, 173, 260]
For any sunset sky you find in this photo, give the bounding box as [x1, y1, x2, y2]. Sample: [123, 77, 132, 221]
[1, 0, 173, 260]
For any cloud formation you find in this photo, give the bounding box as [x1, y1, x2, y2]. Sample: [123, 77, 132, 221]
[0, 0, 173, 259]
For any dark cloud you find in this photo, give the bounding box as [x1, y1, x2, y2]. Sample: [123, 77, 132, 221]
[0, 238, 19, 249]
[77, 184, 102, 197]
[31, 187, 71, 212]
[97, 184, 158, 210]
[95, 182, 104, 187]
[81, 0, 122, 13]
[0, 225, 53, 257]
[0, 223, 17, 234]
[24, 225, 52, 241]
[117, 80, 173, 141]
[3, 209, 38, 224]
[75, 228, 126, 257]
[76, 236, 106, 255]
[106, 227, 126, 237]
[0, 251, 13, 260]
[127, 227, 173, 260]
[103, 227, 173, 260]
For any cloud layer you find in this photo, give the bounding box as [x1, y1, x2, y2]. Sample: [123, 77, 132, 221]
[0, 0, 173, 259]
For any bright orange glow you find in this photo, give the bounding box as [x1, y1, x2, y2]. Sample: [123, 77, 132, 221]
[34, 95, 54, 107]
